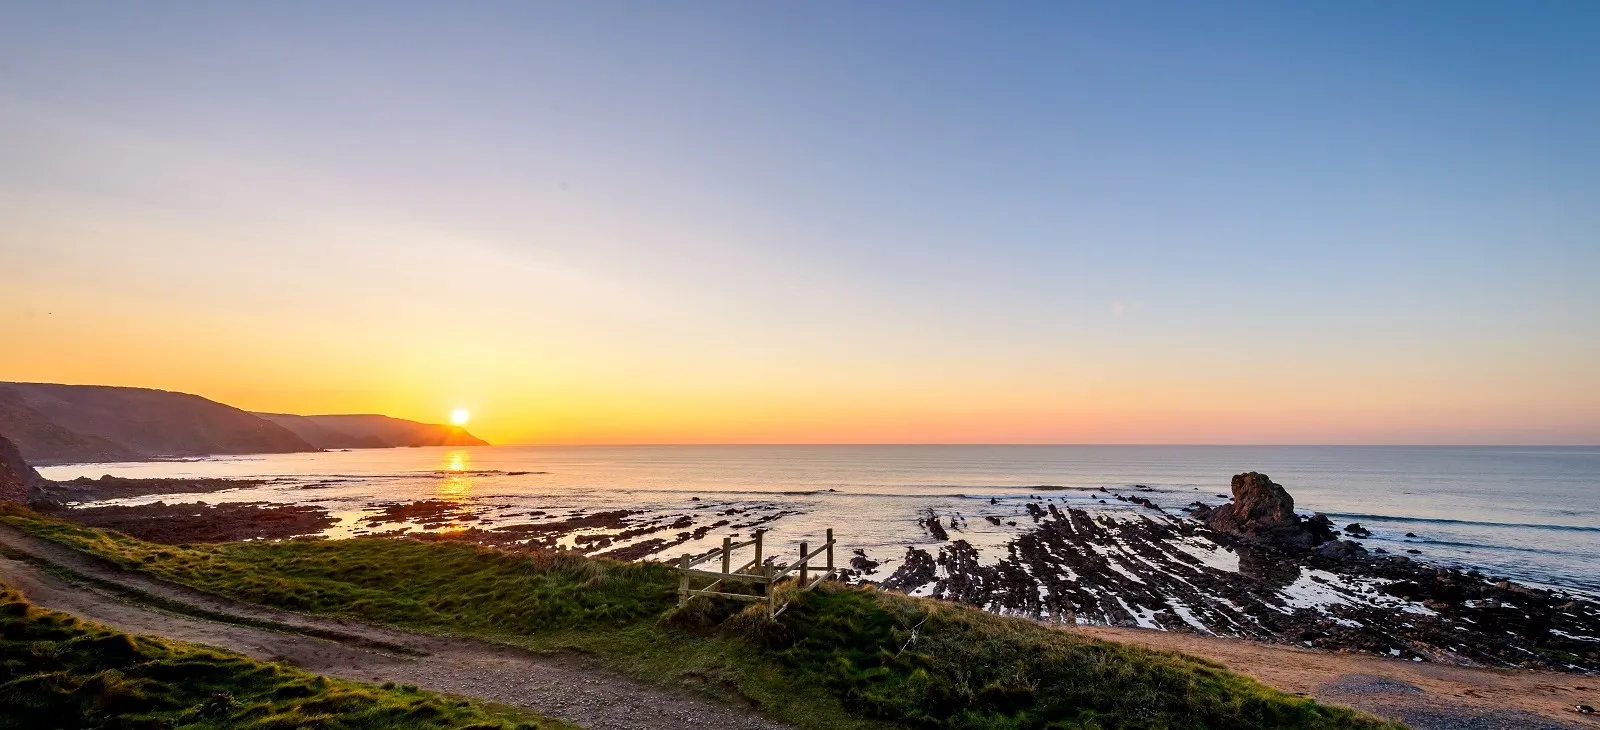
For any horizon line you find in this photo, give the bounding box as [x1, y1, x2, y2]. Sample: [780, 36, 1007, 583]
[471, 442, 1599, 448]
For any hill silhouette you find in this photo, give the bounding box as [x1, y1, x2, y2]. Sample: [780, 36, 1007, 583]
[255, 413, 489, 449]
[0, 383, 487, 464]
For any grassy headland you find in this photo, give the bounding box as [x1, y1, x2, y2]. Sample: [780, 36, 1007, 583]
[0, 580, 567, 730]
[1, 506, 1401, 730]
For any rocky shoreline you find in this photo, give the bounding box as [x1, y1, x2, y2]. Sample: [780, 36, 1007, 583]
[15, 450, 1599, 674]
[873, 473, 1600, 673]
[63, 500, 336, 543]
[42, 474, 271, 503]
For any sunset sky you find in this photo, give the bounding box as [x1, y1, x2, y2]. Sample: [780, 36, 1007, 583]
[2, 2, 1596, 445]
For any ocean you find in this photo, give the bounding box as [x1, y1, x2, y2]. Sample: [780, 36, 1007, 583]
[39, 444, 1600, 596]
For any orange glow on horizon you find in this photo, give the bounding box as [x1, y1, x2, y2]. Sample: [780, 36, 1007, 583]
[1, 300, 1595, 446]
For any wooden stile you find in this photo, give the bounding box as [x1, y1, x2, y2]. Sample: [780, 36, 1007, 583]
[675, 527, 838, 618]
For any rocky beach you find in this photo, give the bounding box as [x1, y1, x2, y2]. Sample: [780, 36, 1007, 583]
[27, 450, 1600, 677]
[877, 472, 1600, 673]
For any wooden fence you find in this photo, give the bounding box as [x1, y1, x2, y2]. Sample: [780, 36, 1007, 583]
[676, 528, 837, 618]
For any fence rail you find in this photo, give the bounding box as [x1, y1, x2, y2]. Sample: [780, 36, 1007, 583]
[676, 528, 837, 618]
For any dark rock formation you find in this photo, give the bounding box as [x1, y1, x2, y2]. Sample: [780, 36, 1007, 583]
[1316, 539, 1368, 559]
[870, 501, 1600, 672]
[881, 547, 937, 593]
[1128, 496, 1163, 511]
[40, 475, 267, 505]
[65, 501, 336, 543]
[0, 433, 47, 505]
[1205, 472, 1296, 530]
[1190, 472, 1333, 551]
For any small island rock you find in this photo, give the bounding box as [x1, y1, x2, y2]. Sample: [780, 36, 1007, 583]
[1191, 472, 1334, 552]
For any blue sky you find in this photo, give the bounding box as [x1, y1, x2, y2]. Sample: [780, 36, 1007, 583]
[1, 2, 1596, 443]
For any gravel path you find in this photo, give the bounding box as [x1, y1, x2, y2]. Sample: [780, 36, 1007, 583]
[1313, 674, 1582, 730]
[1081, 625, 1599, 730]
[0, 524, 790, 730]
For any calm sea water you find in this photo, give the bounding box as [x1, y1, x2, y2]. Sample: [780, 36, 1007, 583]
[40, 445, 1600, 596]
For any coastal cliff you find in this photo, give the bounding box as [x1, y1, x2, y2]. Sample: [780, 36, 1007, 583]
[0, 383, 315, 464]
[0, 383, 488, 464]
[251, 412, 389, 449]
[258, 413, 489, 448]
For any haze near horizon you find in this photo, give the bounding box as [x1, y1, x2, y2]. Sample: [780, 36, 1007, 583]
[1, 2, 1596, 445]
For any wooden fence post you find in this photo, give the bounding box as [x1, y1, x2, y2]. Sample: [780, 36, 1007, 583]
[753, 531, 766, 609]
[825, 528, 834, 580]
[721, 536, 732, 575]
[798, 541, 808, 585]
[765, 562, 775, 618]
[678, 553, 690, 607]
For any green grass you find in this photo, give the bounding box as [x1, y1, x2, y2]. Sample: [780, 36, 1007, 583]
[0, 542, 423, 656]
[0, 580, 572, 730]
[2, 507, 1403, 730]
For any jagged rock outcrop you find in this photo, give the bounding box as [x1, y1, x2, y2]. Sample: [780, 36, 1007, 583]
[0, 433, 49, 506]
[1207, 472, 1296, 531]
[1191, 472, 1333, 551]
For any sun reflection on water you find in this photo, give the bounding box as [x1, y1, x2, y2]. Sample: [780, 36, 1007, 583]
[439, 448, 472, 500]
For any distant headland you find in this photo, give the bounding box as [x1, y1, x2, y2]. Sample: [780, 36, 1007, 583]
[0, 382, 487, 465]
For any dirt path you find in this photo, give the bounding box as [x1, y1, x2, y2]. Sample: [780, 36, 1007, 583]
[1078, 626, 1599, 730]
[0, 524, 789, 730]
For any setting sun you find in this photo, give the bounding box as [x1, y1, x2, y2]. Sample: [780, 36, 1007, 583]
[450, 408, 470, 426]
